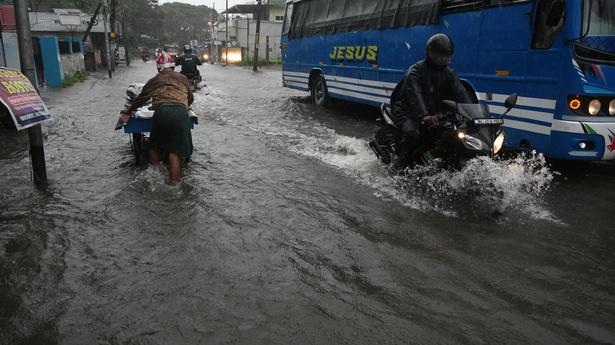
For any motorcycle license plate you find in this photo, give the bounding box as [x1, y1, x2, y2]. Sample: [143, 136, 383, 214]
[473, 118, 504, 125]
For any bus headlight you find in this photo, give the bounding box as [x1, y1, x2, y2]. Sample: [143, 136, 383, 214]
[609, 99, 615, 115]
[493, 131, 505, 155]
[588, 99, 601, 115]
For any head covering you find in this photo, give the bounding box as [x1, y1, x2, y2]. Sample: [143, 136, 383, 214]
[425, 33, 454, 69]
[156, 52, 176, 70]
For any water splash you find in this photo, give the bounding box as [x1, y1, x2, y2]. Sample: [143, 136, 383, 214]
[391, 152, 559, 221]
[285, 131, 558, 222]
[221, 106, 558, 222]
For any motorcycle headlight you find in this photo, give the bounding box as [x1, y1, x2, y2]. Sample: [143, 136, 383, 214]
[588, 99, 601, 116]
[493, 131, 505, 155]
[609, 99, 615, 115]
[462, 133, 485, 151]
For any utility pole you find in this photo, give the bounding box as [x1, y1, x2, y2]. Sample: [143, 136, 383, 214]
[14, 0, 47, 184]
[246, 18, 249, 62]
[102, 0, 112, 78]
[225, 0, 228, 66]
[252, 0, 261, 72]
[122, 8, 129, 66]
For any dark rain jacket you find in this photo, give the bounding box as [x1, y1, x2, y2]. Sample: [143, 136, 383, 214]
[176, 53, 202, 76]
[392, 60, 470, 136]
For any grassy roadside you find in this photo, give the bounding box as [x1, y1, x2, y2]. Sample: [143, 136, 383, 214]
[63, 71, 88, 87]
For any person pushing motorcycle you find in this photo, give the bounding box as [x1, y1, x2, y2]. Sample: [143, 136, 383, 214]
[121, 53, 194, 184]
[176, 45, 203, 84]
[392, 34, 471, 156]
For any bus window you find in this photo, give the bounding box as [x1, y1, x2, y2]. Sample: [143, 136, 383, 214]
[282, 3, 293, 35]
[442, 0, 484, 12]
[288, 0, 440, 39]
[585, 0, 615, 36]
[532, 0, 566, 49]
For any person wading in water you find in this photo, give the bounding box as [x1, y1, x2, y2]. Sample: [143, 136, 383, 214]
[121, 53, 194, 184]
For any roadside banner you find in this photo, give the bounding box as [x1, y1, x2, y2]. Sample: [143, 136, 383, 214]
[0, 67, 51, 131]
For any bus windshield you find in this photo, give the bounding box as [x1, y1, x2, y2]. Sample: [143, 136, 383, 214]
[585, 0, 615, 36]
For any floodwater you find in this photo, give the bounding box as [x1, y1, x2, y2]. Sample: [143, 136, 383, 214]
[1, 62, 614, 345]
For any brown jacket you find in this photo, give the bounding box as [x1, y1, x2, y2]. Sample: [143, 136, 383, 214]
[129, 69, 194, 111]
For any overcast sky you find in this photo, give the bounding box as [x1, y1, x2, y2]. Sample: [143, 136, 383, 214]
[159, 0, 252, 10]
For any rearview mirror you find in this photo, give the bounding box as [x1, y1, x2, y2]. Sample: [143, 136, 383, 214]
[442, 100, 458, 111]
[504, 93, 518, 109]
[545, 1, 565, 27]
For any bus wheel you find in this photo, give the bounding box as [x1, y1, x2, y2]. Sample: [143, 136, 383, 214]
[311, 75, 330, 107]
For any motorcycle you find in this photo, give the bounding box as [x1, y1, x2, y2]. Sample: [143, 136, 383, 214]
[182, 72, 205, 92]
[115, 83, 198, 165]
[369, 93, 517, 170]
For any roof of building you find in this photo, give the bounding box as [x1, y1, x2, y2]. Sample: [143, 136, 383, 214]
[29, 9, 106, 33]
[222, 3, 283, 14]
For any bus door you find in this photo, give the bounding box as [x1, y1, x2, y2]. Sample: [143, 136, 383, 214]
[478, 1, 544, 148]
[477, 1, 534, 90]
[526, 0, 567, 142]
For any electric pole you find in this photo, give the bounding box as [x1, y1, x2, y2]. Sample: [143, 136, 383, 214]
[122, 9, 129, 66]
[13, 0, 47, 184]
[225, 0, 228, 66]
[253, 0, 261, 72]
[102, 0, 112, 78]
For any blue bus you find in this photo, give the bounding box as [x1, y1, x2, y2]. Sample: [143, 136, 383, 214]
[281, 0, 615, 161]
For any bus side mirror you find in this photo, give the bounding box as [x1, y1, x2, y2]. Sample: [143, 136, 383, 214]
[545, 1, 565, 27]
[504, 93, 518, 109]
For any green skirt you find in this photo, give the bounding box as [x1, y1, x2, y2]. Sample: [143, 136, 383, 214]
[150, 104, 193, 158]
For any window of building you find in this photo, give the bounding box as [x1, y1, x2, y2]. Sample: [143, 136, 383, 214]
[58, 41, 70, 54]
[72, 41, 81, 53]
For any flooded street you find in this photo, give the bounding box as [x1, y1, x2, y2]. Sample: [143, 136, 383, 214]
[1, 61, 614, 344]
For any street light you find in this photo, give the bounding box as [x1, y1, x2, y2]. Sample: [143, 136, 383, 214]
[180, 25, 192, 44]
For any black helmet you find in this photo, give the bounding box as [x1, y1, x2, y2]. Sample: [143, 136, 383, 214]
[425, 34, 454, 67]
[184, 44, 192, 54]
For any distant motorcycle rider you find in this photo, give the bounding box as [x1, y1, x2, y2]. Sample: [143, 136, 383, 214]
[176, 45, 202, 83]
[392, 34, 471, 152]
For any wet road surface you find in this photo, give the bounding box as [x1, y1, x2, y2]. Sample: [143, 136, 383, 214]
[1, 61, 614, 344]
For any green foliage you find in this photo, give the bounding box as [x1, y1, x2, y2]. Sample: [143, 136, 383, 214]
[30, 0, 216, 50]
[62, 71, 88, 87]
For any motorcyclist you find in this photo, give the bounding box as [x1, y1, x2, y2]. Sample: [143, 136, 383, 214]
[176, 45, 202, 83]
[392, 34, 471, 154]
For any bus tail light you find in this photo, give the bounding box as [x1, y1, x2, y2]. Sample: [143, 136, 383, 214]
[609, 99, 615, 115]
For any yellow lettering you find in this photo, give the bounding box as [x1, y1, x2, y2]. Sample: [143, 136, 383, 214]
[367, 46, 378, 63]
[329, 47, 337, 60]
[0, 81, 35, 94]
[1, 81, 17, 94]
[336, 46, 345, 61]
[355, 46, 366, 62]
[345, 46, 355, 61]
